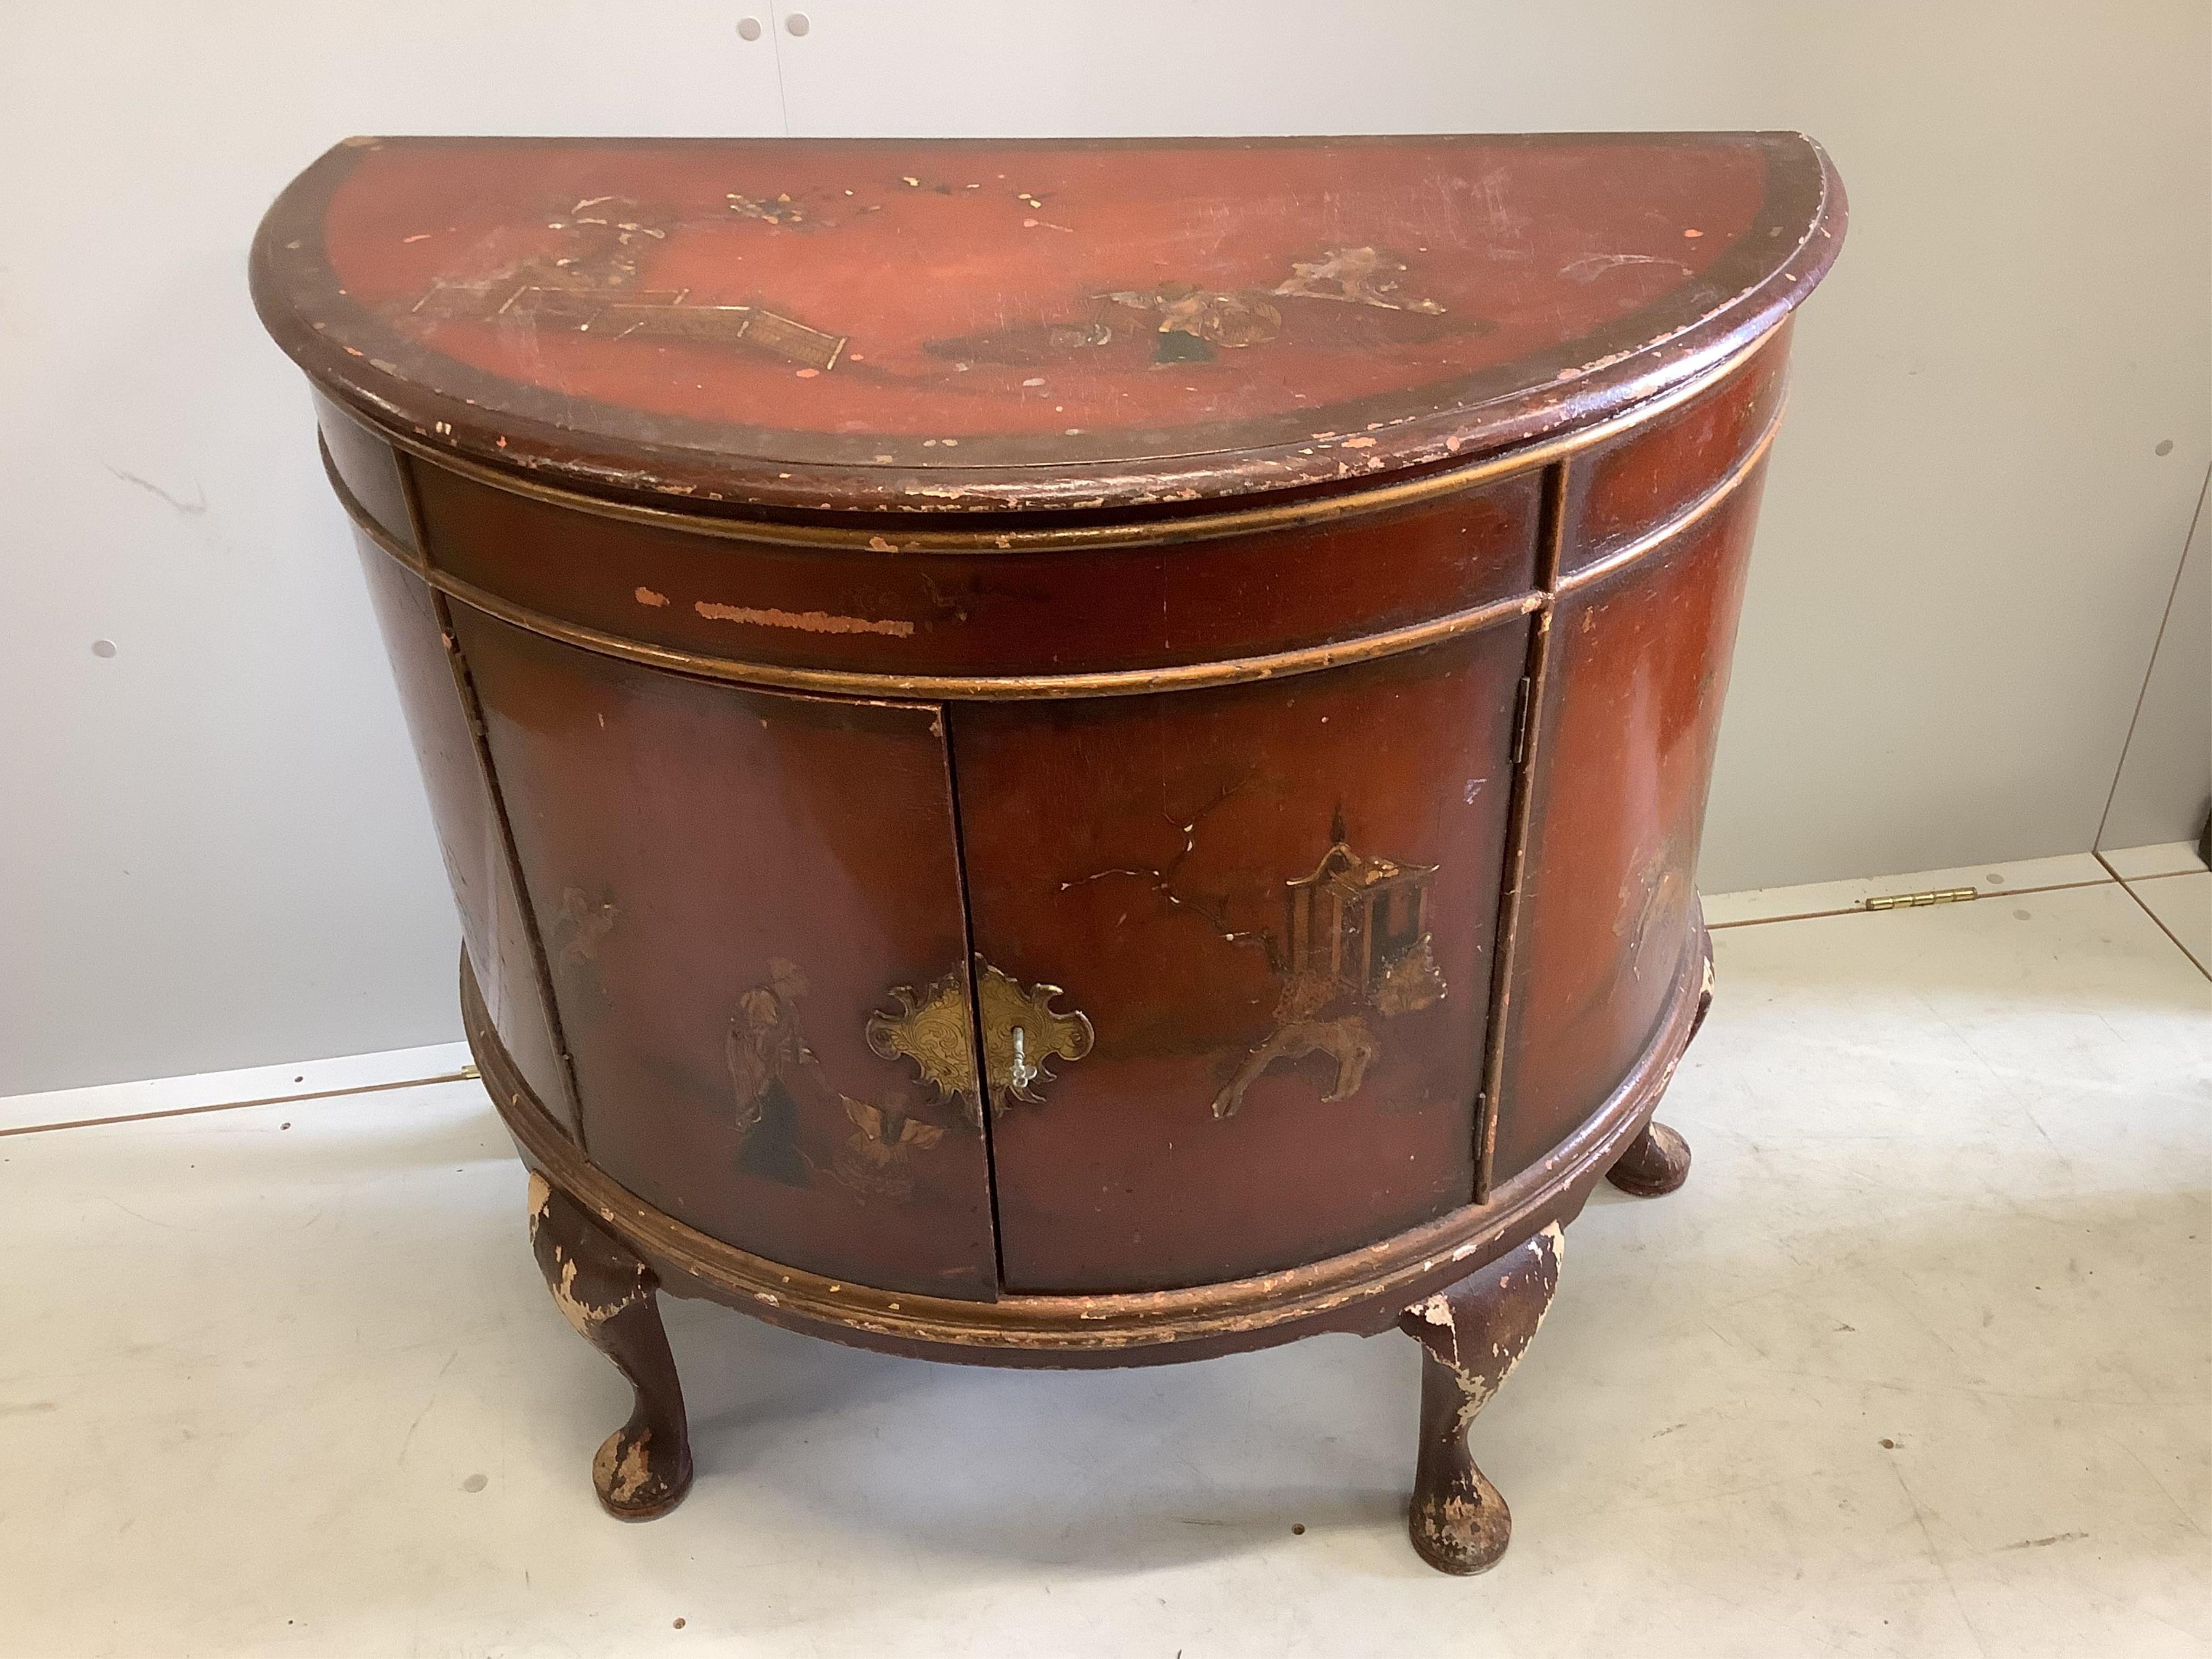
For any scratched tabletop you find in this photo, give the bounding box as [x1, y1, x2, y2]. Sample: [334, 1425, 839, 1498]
[252, 133, 1842, 514]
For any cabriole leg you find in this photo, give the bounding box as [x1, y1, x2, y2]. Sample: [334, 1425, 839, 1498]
[1398, 1224, 1563, 1575]
[1605, 1118, 1692, 1195]
[1606, 935, 1710, 1197]
[527, 1170, 694, 1520]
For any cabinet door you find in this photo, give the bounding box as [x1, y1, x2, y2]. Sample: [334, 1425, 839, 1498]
[450, 609, 999, 1301]
[1496, 471, 1766, 1183]
[352, 545, 578, 1139]
[951, 625, 1528, 1292]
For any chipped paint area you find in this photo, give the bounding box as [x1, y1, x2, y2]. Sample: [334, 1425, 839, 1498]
[1405, 1221, 1568, 1570]
[1273, 245, 1446, 314]
[1427, 1223, 1563, 1406]
[554, 887, 616, 966]
[633, 586, 670, 608]
[1561, 252, 1693, 284]
[595, 1431, 658, 1506]
[548, 1251, 637, 1338]
[693, 600, 915, 638]
[526, 1169, 552, 1233]
[529, 1174, 645, 1336]
[270, 134, 1839, 530]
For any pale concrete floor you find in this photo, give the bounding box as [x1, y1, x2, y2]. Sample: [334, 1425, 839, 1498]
[3, 859, 2207, 1657]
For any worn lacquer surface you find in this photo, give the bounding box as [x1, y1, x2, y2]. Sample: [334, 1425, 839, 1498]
[1401, 1224, 1562, 1573]
[409, 456, 1543, 680]
[1494, 471, 1768, 1183]
[269, 133, 1843, 1394]
[1560, 319, 1790, 575]
[254, 133, 1842, 514]
[448, 608, 999, 1299]
[527, 1170, 694, 1519]
[953, 626, 1526, 1292]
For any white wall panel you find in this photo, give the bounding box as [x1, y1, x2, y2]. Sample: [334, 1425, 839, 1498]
[2101, 471, 2211, 852]
[1, 3, 788, 1094]
[6, 2, 2206, 1091]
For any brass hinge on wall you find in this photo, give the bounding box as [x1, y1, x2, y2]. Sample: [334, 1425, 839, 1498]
[1862, 886, 1978, 912]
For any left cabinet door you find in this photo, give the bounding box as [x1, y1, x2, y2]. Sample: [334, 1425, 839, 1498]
[448, 608, 1001, 1301]
[353, 546, 581, 1141]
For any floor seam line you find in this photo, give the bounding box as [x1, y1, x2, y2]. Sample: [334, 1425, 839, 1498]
[0, 1070, 477, 1141]
[2103, 859, 2212, 983]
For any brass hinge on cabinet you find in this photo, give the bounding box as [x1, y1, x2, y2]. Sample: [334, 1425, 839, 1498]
[1862, 886, 1978, 912]
[1510, 676, 1534, 765]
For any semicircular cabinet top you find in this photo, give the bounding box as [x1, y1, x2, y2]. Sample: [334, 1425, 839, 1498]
[252, 132, 1844, 516]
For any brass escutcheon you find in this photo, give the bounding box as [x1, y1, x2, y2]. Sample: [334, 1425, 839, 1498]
[868, 959, 1092, 1122]
[974, 961, 1093, 1107]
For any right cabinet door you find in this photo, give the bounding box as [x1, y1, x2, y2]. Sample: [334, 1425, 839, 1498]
[951, 623, 1528, 1293]
[1495, 468, 1768, 1184]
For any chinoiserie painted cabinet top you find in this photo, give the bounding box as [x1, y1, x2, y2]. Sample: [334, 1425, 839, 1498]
[252, 132, 1842, 516]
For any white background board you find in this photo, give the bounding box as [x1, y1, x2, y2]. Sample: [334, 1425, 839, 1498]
[5, 1, 2207, 1093]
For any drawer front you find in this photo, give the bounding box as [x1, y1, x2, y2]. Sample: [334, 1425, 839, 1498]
[952, 621, 1528, 1293]
[318, 395, 417, 552]
[408, 456, 1542, 685]
[448, 609, 1000, 1300]
[352, 542, 576, 1136]
[1558, 325, 1789, 577]
[1495, 464, 1768, 1182]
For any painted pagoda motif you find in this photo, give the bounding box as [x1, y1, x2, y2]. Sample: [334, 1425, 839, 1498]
[1212, 812, 1448, 1120]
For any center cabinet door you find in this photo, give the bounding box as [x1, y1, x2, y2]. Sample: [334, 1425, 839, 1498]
[950, 622, 1530, 1293]
[450, 608, 1001, 1301]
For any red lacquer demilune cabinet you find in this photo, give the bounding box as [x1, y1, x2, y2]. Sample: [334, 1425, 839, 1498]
[254, 132, 1843, 1571]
